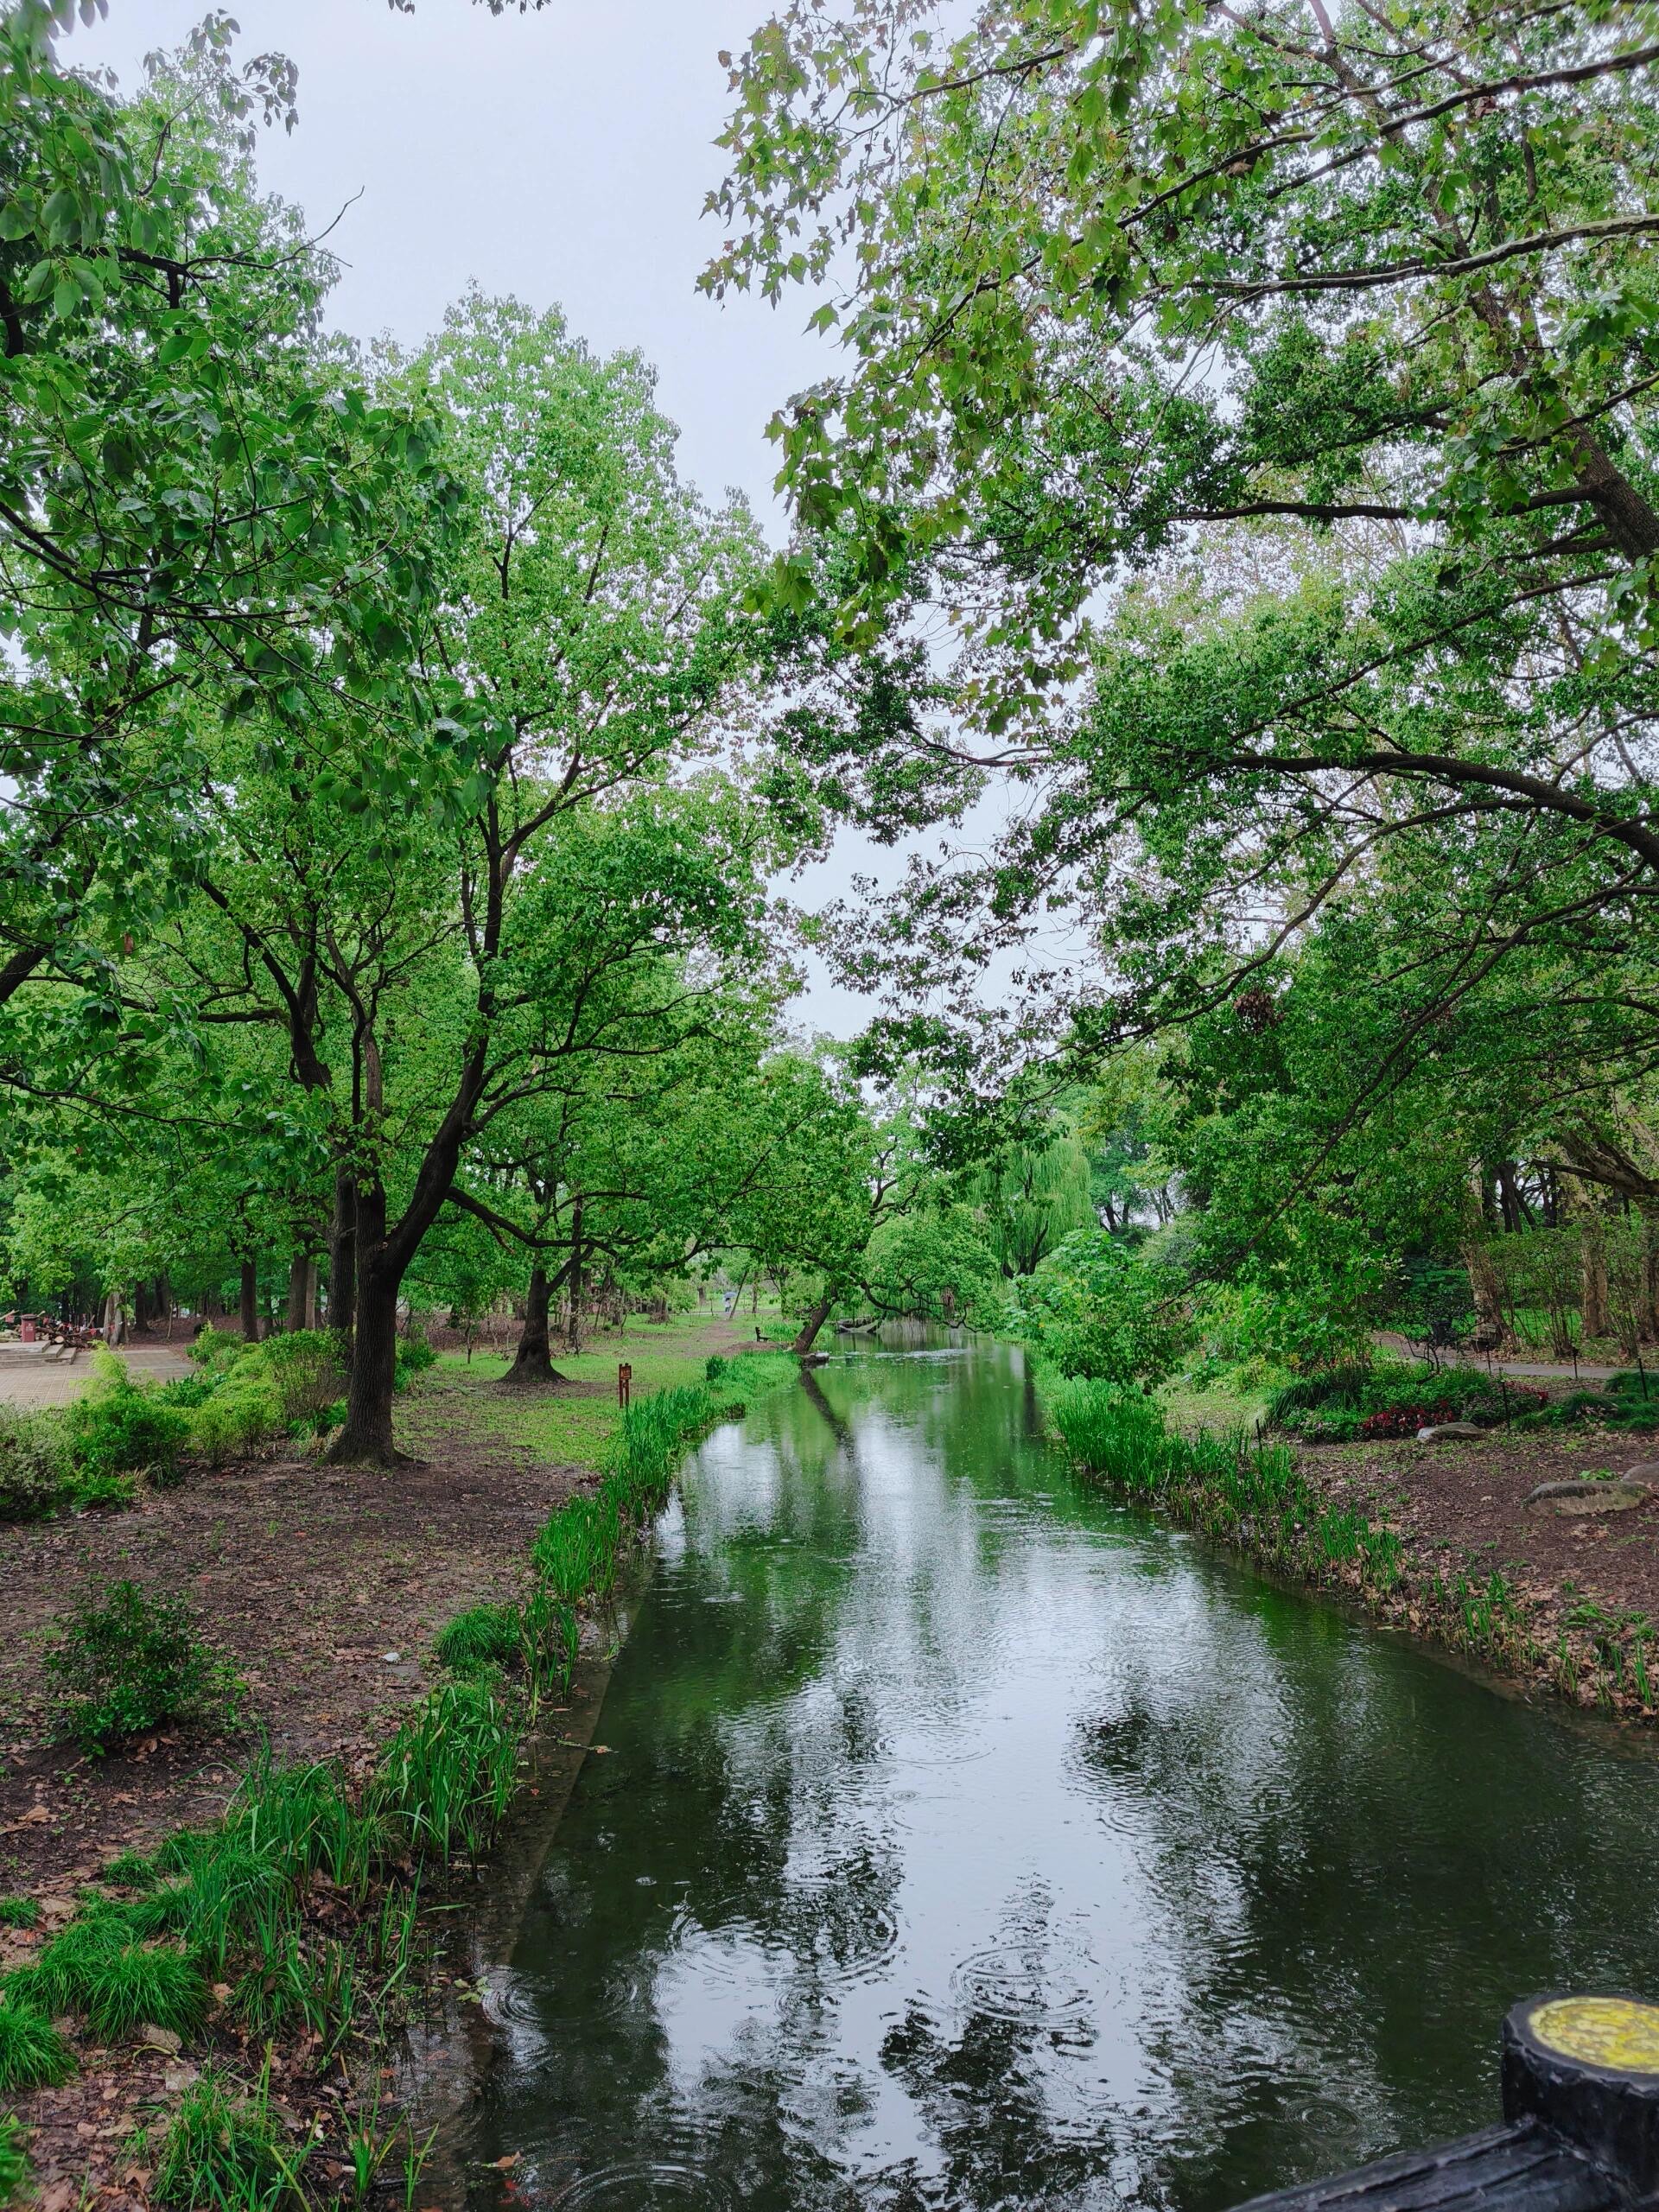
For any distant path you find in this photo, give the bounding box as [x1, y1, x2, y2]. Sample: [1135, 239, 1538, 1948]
[1373, 1332, 1621, 1382]
[0, 1339, 194, 1408]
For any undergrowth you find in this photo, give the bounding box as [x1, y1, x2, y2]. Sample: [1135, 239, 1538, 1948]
[0, 1350, 798, 2203]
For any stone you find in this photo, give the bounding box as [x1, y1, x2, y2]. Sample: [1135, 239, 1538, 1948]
[139, 2023, 181, 2056]
[1415, 1421, 1484, 1441]
[1524, 1478, 1651, 1515]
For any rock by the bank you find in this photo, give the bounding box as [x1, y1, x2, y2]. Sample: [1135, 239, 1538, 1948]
[1416, 1421, 1485, 1441]
[1524, 1478, 1652, 1516]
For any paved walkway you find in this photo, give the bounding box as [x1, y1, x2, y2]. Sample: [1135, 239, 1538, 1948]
[0, 1339, 194, 1408]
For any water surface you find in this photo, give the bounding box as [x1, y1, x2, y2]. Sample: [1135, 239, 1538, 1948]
[471, 1338, 1659, 2211]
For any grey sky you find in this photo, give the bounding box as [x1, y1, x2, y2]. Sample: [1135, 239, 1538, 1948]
[74, 1, 888, 1034]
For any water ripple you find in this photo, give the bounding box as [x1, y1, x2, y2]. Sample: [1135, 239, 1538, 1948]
[950, 1942, 1094, 2024]
[545, 2158, 734, 2210]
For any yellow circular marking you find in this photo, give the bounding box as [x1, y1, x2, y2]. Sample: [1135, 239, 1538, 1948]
[1530, 1997, 1659, 2074]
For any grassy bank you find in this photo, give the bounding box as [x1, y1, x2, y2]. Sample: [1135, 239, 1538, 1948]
[0, 1349, 797, 2209]
[1041, 1373, 1656, 1723]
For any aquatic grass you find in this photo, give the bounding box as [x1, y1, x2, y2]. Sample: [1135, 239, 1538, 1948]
[376, 1681, 519, 1866]
[150, 2055, 309, 2210]
[531, 1493, 622, 1604]
[0, 1985, 73, 2093]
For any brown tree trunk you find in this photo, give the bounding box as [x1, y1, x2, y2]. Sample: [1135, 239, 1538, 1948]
[328, 1170, 357, 1343]
[239, 1259, 260, 1344]
[1573, 1188, 1612, 1342]
[132, 1280, 150, 1335]
[501, 1263, 569, 1389]
[791, 1295, 834, 1356]
[1463, 1242, 1507, 1351]
[1642, 1207, 1659, 1343]
[327, 1183, 404, 1465]
[200, 1282, 221, 1322]
[566, 1194, 583, 1353]
[286, 1253, 311, 1333]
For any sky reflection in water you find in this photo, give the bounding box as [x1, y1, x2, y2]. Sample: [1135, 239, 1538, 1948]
[472, 1340, 1659, 2212]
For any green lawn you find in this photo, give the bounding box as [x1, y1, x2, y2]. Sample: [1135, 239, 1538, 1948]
[397, 1303, 789, 1473]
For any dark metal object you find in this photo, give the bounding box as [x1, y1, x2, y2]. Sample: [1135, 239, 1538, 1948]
[1231, 1996, 1659, 2212]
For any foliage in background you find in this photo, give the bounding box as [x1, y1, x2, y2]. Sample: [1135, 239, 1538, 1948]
[1011, 1228, 1188, 1386]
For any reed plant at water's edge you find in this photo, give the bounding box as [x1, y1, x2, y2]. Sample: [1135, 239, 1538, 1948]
[1038, 1371, 1656, 1724]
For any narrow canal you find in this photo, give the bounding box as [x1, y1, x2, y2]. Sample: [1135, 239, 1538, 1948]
[467, 1338, 1659, 2211]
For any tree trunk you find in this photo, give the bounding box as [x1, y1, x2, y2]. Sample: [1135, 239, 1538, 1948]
[286, 1253, 311, 1333]
[200, 1282, 221, 1321]
[1643, 1207, 1659, 1343]
[791, 1295, 835, 1356]
[1460, 1168, 1509, 1351]
[132, 1280, 150, 1335]
[103, 1290, 126, 1346]
[328, 1183, 404, 1465]
[566, 1194, 584, 1353]
[501, 1263, 569, 1389]
[239, 1259, 259, 1344]
[1464, 1245, 1507, 1350]
[329, 1170, 357, 1342]
[1575, 1194, 1612, 1342]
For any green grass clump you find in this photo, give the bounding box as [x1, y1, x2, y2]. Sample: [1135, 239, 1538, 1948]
[0, 1986, 73, 2094]
[434, 1603, 521, 1675]
[34, 1905, 205, 2041]
[0, 2111, 27, 2202]
[47, 1579, 244, 1753]
[151, 2056, 308, 2209]
[0, 1902, 35, 1932]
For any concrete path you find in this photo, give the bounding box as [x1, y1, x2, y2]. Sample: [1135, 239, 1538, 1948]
[0, 1339, 194, 1408]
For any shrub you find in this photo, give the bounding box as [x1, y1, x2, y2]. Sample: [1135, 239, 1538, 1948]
[61, 1354, 188, 1484]
[188, 1326, 244, 1374]
[33, 1906, 205, 2040]
[257, 1332, 347, 1427]
[394, 1332, 435, 1388]
[0, 1406, 66, 1522]
[0, 1984, 73, 2093]
[155, 1374, 216, 1411]
[47, 1580, 243, 1753]
[1266, 1361, 1547, 1440]
[184, 1367, 283, 1465]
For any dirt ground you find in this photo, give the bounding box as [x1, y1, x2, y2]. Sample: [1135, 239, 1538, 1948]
[1300, 1425, 1659, 1676]
[0, 1308, 766, 2208]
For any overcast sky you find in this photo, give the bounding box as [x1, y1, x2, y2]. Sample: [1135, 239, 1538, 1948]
[73, 0, 891, 1033]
